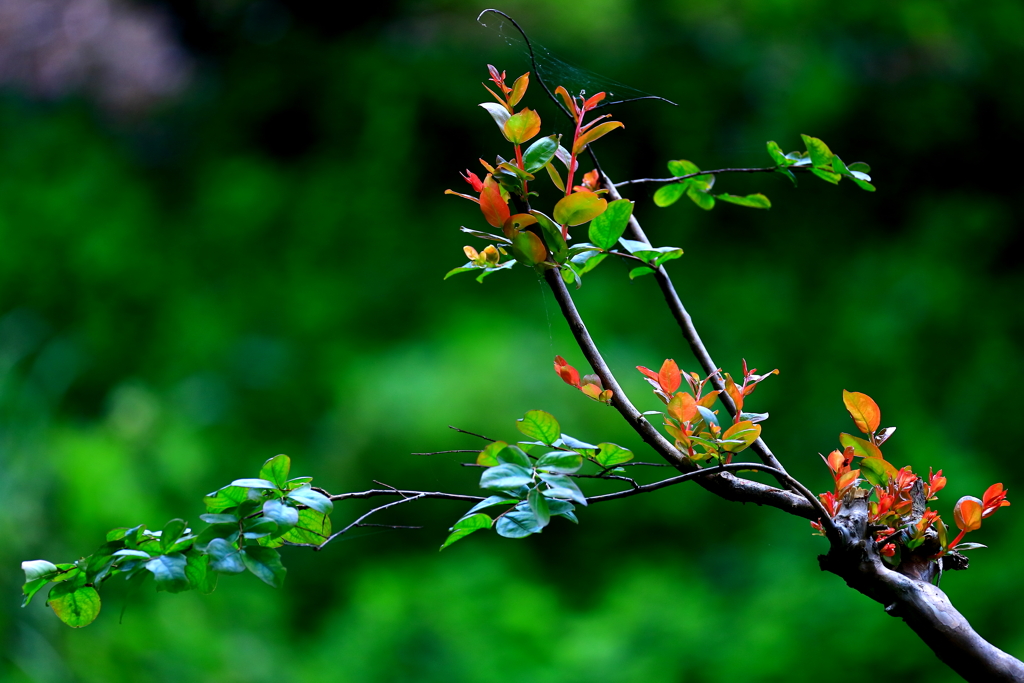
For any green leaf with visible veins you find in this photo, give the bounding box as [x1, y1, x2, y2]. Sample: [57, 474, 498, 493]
[259, 454, 291, 488]
[47, 583, 101, 628]
[589, 199, 634, 250]
[241, 546, 286, 588]
[516, 409, 561, 445]
[146, 554, 191, 593]
[280, 509, 332, 545]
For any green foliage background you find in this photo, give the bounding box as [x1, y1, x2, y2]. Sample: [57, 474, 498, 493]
[3, 1, 1023, 680]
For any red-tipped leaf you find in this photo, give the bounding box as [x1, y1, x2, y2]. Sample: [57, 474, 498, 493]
[843, 390, 881, 435]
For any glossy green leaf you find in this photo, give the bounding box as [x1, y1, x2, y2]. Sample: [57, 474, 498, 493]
[497, 445, 532, 468]
[259, 454, 291, 488]
[850, 176, 876, 192]
[193, 524, 239, 551]
[495, 507, 542, 538]
[529, 210, 567, 262]
[48, 583, 101, 628]
[200, 513, 238, 524]
[286, 485, 334, 514]
[801, 134, 834, 168]
[480, 463, 533, 491]
[716, 193, 771, 209]
[535, 451, 584, 474]
[185, 550, 218, 595]
[440, 513, 493, 550]
[560, 434, 599, 453]
[22, 578, 51, 607]
[479, 102, 511, 131]
[546, 499, 578, 523]
[594, 443, 633, 467]
[230, 478, 278, 490]
[241, 546, 286, 588]
[23, 559, 58, 582]
[516, 409, 561, 444]
[262, 499, 300, 531]
[280, 509, 332, 546]
[145, 554, 190, 593]
[629, 266, 656, 279]
[528, 488, 551, 528]
[848, 162, 871, 173]
[204, 485, 250, 513]
[553, 191, 607, 227]
[159, 519, 187, 554]
[523, 135, 559, 174]
[588, 199, 633, 250]
[653, 183, 686, 207]
[539, 473, 587, 506]
[465, 496, 517, 515]
[206, 538, 245, 574]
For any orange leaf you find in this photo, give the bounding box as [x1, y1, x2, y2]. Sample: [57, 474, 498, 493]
[502, 213, 538, 240]
[725, 374, 743, 413]
[697, 391, 720, 409]
[479, 175, 509, 228]
[843, 390, 881, 435]
[721, 421, 761, 453]
[509, 73, 529, 107]
[554, 356, 580, 388]
[659, 359, 682, 394]
[554, 85, 578, 120]
[636, 366, 660, 382]
[954, 496, 984, 532]
[667, 392, 697, 423]
[553, 190, 607, 227]
[572, 120, 624, 155]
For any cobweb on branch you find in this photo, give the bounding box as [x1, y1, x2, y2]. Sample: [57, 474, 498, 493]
[477, 9, 676, 113]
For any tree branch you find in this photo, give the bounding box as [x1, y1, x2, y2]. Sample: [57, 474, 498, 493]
[614, 165, 809, 187]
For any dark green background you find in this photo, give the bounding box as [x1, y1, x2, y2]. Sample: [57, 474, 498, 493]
[3, 1, 1023, 680]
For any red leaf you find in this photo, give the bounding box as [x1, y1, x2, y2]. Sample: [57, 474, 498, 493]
[554, 356, 581, 388]
[583, 92, 606, 110]
[636, 366, 660, 382]
[479, 175, 510, 228]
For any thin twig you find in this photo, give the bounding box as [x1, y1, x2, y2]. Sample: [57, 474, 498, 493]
[614, 166, 809, 187]
[316, 493, 427, 549]
[448, 426, 496, 442]
[412, 449, 482, 456]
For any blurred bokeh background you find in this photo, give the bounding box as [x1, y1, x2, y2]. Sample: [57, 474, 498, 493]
[2, 0, 1022, 681]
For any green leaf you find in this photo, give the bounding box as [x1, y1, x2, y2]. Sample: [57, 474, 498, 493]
[766, 141, 788, 166]
[686, 185, 716, 210]
[721, 421, 762, 453]
[185, 551, 218, 595]
[697, 406, 719, 429]
[495, 507, 542, 538]
[243, 516, 279, 539]
[529, 210, 568, 262]
[588, 199, 634, 250]
[516, 409, 561, 445]
[776, 167, 798, 186]
[440, 513, 493, 550]
[497, 445, 532, 468]
[502, 108, 541, 145]
[839, 432, 883, 459]
[653, 183, 687, 207]
[511, 230, 547, 267]
[280, 508, 332, 545]
[22, 578, 51, 607]
[112, 549, 151, 559]
[193, 524, 239, 551]
[716, 193, 771, 209]
[594, 443, 633, 467]
[465, 496, 517, 515]
[848, 162, 871, 173]
[259, 454, 291, 488]
[262, 499, 300, 531]
[230, 478, 278, 490]
[23, 559, 58, 582]
[667, 159, 701, 176]
[539, 473, 587, 506]
[203, 485, 250, 513]
[528, 488, 551, 528]
[159, 519, 188, 554]
[859, 457, 899, 487]
[535, 451, 584, 474]
[811, 167, 842, 184]
[47, 583, 101, 628]
[850, 176, 876, 192]
[801, 134, 834, 168]
[241, 546, 287, 588]
[286, 485, 334, 514]
[629, 266, 656, 279]
[145, 554, 191, 593]
[553, 191, 607, 227]
[831, 155, 850, 176]
[523, 135, 559, 174]
[205, 538, 245, 574]
[476, 441, 507, 466]
[546, 499, 578, 523]
[480, 463, 533, 491]
[200, 513, 238, 524]
[560, 434, 599, 453]
[479, 102, 511, 131]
